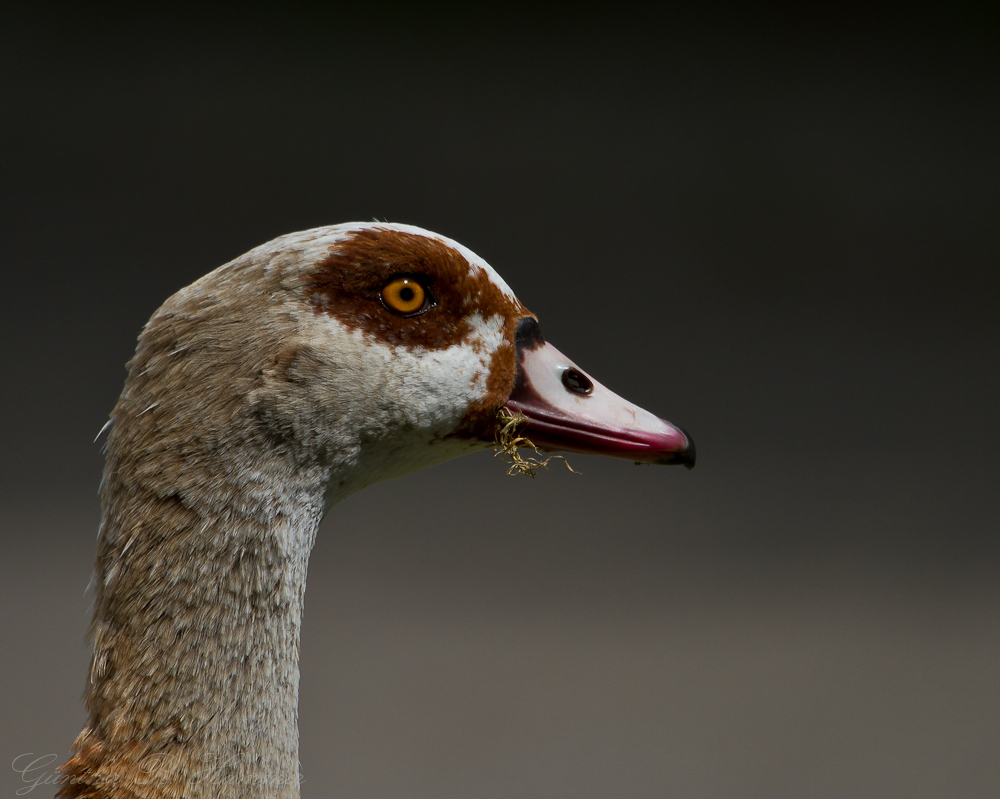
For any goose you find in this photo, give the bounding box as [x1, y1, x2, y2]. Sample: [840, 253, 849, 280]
[58, 222, 695, 799]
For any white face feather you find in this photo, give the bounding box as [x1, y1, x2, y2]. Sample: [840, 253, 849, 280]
[302, 311, 508, 506]
[279, 232, 519, 506]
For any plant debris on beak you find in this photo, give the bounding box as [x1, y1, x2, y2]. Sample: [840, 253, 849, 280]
[494, 407, 579, 478]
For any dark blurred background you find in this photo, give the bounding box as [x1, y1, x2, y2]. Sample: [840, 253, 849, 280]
[2, 6, 998, 798]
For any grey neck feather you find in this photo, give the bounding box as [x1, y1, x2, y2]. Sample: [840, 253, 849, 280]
[85, 425, 330, 799]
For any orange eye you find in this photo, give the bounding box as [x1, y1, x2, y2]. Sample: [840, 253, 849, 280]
[380, 276, 429, 315]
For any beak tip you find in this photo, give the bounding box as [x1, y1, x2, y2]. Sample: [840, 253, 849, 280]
[683, 434, 697, 469]
[653, 429, 696, 469]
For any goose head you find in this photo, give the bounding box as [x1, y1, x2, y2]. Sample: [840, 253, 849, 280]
[140, 222, 690, 491]
[60, 222, 693, 799]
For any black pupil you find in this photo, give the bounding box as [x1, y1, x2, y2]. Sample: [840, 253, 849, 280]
[399, 285, 415, 303]
[562, 368, 594, 396]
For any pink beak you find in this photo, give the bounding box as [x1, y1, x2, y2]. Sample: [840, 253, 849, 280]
[504, 318, 696, 468]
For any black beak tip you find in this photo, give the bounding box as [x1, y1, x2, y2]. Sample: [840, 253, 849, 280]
[682, 434, 696, 469]
[653, 429, 696, 469]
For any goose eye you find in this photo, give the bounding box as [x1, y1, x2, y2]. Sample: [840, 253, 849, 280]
[380, 276, 432, 316]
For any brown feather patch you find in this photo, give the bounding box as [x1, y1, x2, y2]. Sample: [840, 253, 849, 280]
[306, 227, 525, 352]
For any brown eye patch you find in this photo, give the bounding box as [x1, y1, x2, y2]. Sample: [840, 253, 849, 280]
[306, 227, 525, 354]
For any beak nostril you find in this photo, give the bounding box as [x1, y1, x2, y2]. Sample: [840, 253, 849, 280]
[561, 368, 594, 396]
